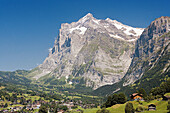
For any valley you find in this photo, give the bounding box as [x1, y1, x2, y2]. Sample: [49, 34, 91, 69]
[0, 14, 169, 113]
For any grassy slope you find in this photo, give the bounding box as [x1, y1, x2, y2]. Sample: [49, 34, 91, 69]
[107, 100, 168, 113]
[75, 97, 168, 113]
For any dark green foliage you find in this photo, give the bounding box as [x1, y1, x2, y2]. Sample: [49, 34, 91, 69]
[135, 106, 147, 112]
[0, 70, 31, 86]
[117, 92, 127, 104]
[103, 93, 127, 108]
[4, 103, 8, 108]
[60, 105, 68, 111]
[138, 88, 147, 98]
[93, 81, 122, 96]
[125, 102, 135, 113]
[44, 76, 66, 86]
[39, 105, 48, 113]
[167, 101, 170, 112]
[104, 95, 112, 108]
[49, 94, 62, 100]
[150, 87, 162, 96]
[20, 97, 26, 105]
[65, 84, 93, 94]
[150, 78, 170, 96]
[144, 95, 155, 102]
[71, 105, 78, 109]
[30, 91, 36, 96]
[96, 108, 110, 113]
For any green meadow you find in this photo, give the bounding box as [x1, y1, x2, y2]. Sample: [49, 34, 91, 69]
[72, 98, 169, 113]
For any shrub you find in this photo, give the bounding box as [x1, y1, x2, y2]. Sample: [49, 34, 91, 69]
[71, 105, 78, 109]
[39, 105, 48, 113]
[125, 102, 135, 113]
[167, 101, 170, 112]
[135, 106, 147, 112]
[96, 108, 110, 113]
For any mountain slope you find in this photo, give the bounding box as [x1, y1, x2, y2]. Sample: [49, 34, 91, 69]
[93, 16, 170, 96]
[123, 16, 170, 86]
[0, 70, 31, 86]
[28, 13, 144, 89]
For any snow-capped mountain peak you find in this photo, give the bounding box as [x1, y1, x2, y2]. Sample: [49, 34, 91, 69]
[105, 18, 144, 37]
[61, 13, 144, 42]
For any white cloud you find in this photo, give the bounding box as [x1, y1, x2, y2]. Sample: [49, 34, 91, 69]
[48, 48, 52, 52]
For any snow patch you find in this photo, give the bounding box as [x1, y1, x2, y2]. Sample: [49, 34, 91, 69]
[109, 34, 137, 42]
[106, 18, 144, 36]
[69, 25, 87, 35]
[93, 19, 100, 25]
[109, 34, 125, 40]
[127, 38, 137, 42]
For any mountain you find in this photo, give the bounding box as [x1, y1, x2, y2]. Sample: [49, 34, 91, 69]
[93, 16, 170, 96]
[28, 13, 144, 89]
[123, 16, 170, 86]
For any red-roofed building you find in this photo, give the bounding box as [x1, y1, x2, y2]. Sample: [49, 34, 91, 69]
[130, 93, 143, 100]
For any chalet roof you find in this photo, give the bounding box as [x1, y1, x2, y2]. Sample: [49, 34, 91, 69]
[148, 104, 156, 107]
[131, 93, 143, 97]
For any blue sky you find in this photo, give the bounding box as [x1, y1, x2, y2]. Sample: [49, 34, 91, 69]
[0, 0, 170, 71]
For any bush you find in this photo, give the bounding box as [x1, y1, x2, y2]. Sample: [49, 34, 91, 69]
[39, 105, 48, 113]
[96, 108, 110, 113]
[125, 102, 135, 113]
[103, 93, 127, 108]
[136, 106, 143, 112]
[71, 105, 78, 109]
[60, 105, 68, 111]
[4, 103, 8, 108]
[167, 101, 170, 112]
[136, 106, 147, 112]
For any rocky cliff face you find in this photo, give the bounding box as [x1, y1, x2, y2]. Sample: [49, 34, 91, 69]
[123, 16, 170, 86]
[30, 13, 144, 89]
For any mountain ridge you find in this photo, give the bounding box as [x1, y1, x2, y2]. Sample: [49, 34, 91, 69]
[93, 16, 170, 96]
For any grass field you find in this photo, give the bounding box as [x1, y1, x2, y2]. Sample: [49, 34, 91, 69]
[107, 100, 168, 113]
[73, 99, 169, 113]
[0, 86, 5, 90]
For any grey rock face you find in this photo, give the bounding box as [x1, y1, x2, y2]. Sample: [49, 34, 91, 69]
[31, 13, 144, 89]
[123, 16, 170, 86]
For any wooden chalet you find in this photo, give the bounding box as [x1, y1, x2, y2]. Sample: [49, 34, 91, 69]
[130, 93, 143, 100]
[148, 104, 156, 111]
